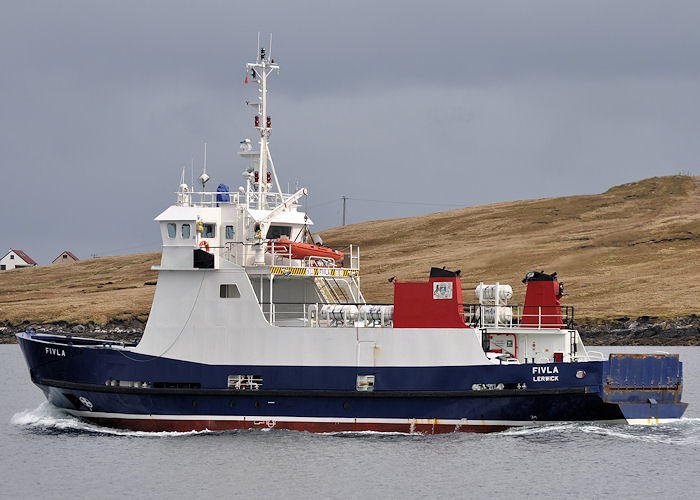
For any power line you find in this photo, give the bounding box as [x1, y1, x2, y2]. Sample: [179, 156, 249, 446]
[306, 196, 467, 227]
[306, 198, 342, 210]
[308, 196, 466, 210]
[347, 197, 467, 208]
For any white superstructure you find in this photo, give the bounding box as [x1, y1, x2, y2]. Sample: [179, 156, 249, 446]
[135, 42, 594, 372]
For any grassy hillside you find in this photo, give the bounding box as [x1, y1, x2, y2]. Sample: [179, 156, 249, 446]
[0, 252, 159, 327]
[0, 175, 697, 327]
[322, 175, 699, 321]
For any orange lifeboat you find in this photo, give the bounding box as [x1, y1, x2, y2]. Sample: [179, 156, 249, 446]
[267, 238, 344, 262]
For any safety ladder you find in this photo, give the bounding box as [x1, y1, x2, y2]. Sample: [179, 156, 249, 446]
[315, 277, 339, 304]
[314, 277, 351, 304]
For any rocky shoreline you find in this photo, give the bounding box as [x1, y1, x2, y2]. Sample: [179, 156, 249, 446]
[577, 315, 699, 346]
[1, 315, 698, 346]
[0, 319, 146, 344]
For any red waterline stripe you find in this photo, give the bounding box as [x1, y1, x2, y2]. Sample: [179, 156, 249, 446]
[84, 417, 511, 434]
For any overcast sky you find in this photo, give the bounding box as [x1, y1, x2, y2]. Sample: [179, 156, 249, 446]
[2, 1, 699, 264]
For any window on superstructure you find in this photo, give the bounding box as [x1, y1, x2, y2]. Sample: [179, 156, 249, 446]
[182, 224, 191, 239]
[225, 225, 234, 239]
[266, 225, 291, 239]
[167, 223, 176, 238]
[220, 284, 240, 298]
[202, 224, 215, 238]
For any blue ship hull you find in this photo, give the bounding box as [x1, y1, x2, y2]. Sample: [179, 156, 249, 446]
[17, 332, 687, 433]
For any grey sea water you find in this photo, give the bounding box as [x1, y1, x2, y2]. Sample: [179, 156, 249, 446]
[2, 344, 699, 499]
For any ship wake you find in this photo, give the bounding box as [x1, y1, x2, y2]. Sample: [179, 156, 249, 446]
[10, 402, 209, 438]
[502, 419, 700, 445]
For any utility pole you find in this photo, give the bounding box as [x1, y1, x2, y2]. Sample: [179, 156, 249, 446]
[341, 196, 348, 226]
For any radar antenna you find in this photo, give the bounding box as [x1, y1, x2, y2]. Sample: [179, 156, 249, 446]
[244, 34, 281, 209]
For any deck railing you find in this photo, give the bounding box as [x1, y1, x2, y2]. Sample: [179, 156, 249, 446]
[176, 190, 295, 209]
[256, 301, 574, 330]
[258, 302, 391, 328]
[462, 303, 575, 330]
[222, 241, 360, 271]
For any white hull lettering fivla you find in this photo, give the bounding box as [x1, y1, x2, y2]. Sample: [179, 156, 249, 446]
[17, 40, 687, 433]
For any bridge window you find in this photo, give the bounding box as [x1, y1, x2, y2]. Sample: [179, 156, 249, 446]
[220, 284, 240, 298]
[167, 223, 176, 238]
[202, 223, 215, 238]
[226, 225, 234, 239]
[182, 224, 191, 239]
[266, 225, 291, 239]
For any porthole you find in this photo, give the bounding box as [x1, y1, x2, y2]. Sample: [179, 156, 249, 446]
[254, 401, 261, 408]
[343, 402, 350, 411]
[229, 400, 236, 408]
[192, 400, 198, 407]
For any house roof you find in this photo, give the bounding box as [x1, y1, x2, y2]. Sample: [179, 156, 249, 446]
[9, 249, 37, 265]
[55, 251, 79, 261]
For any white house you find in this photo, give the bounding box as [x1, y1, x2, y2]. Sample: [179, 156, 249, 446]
[0, 249, 38, 270]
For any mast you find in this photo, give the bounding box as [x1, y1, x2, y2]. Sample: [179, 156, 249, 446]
[245, 35, 280, 209]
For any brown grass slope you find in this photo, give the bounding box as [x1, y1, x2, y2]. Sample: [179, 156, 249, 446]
[322, 175, 700, 321]
[0, 252, 159, 327]
[0, 175, 697, 328]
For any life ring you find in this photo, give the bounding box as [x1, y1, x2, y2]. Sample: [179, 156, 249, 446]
[199, 241, 210, 252]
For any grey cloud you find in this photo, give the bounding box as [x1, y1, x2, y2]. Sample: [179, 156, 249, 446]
[1, 1, 699, 264]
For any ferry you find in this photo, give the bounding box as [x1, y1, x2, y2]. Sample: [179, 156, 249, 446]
[16, 42, 687, 433]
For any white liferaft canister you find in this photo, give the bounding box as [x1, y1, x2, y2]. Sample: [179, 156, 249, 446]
[475, 282, 513, 303]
